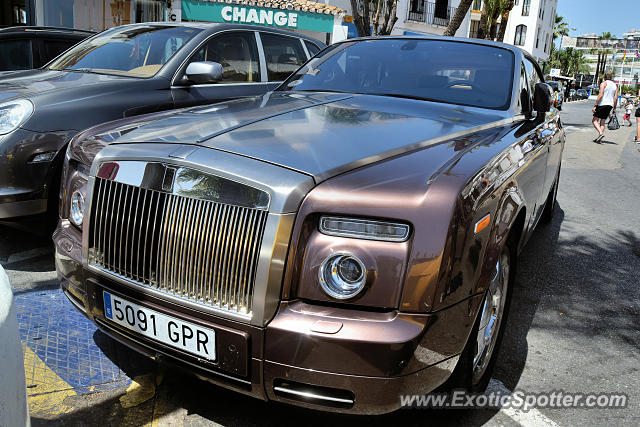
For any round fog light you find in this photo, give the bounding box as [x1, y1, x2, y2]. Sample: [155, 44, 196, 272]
[319, 253, 367, 300]
[70, 190, 85, 227]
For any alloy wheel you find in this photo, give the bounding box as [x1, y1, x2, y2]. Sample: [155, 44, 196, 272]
[472, 249, 510, 382]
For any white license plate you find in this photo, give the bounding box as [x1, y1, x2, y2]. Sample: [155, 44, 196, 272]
[103, 291, 216, 361]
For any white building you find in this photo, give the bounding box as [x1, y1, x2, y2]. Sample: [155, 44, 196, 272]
[392, 0, 471, 37]
[500, 0, 557, 64]
[568, 30, 640, 86]
[326, 0, 555, 65]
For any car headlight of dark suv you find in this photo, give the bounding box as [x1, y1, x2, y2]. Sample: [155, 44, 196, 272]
[0, 99, 33, 135]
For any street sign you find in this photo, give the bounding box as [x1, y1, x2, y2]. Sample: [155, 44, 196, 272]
[550, 68, 561, 77]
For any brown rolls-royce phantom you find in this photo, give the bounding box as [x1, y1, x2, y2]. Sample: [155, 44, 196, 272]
[54, 37, 564, 414]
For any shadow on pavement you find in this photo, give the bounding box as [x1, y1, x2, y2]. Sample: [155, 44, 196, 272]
[493, 203, 564, 389]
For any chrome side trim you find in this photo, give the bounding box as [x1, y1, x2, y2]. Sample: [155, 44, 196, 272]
[273, 386, 355, 405]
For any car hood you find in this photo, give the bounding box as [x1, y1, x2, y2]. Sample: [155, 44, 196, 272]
[84, 91, 511, 182]
[0, 69, 139, 102]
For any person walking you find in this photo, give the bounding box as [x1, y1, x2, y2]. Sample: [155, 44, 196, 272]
[592, 71, 618, 143]
[624, 97, 633, 126]
[635, 89, 640, 143]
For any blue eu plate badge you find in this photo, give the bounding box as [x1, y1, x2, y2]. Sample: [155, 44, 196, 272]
[103, 291, 113, 319]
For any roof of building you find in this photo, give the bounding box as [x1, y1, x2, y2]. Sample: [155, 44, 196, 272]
[202, 0, 345, 15]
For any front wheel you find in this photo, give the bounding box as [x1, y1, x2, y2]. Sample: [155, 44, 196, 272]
[445, 243, 513, 392]
[541, 165, 561, 224]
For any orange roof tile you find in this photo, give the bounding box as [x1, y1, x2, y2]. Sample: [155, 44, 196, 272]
[205, 0, 345, 15]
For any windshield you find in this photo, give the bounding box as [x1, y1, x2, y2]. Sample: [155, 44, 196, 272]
[280, 39, 515, 110]
[48, 25, 201, 78]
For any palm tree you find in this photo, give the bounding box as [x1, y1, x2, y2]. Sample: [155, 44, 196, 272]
[443, 0, 474, 37]
[350, 0, 400, 36]
[497, 0, 515, 42]
[597, 32, 616, 83]
[553, 15, 569, 41]
[477, 0, 508, 40]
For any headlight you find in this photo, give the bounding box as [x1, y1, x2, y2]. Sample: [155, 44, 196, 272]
[319, 216, 410, 242]
[318, 253, 367, 300]
[70, 190, 85, 227]
[0, 99, 34, 135]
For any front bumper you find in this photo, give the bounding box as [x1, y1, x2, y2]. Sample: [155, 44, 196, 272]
[54, 220, 479, 415]
[0, 128, 76, 218]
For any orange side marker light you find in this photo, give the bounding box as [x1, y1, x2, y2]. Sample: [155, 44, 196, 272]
[474, 214, 491, 234]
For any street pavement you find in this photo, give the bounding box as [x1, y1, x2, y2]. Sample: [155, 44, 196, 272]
[1, 99, 639, 426]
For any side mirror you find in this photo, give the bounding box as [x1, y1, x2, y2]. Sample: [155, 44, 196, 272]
[534, 82, 552, 113]
[184, 61, 223, 84]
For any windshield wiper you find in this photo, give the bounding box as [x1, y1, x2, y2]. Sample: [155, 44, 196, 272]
[63, 68, 99, 74]
[290, 89, 351, 94]
[373, 93, 431, 101]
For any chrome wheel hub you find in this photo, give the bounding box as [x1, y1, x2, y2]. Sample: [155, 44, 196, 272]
[473, 250, 509, 380]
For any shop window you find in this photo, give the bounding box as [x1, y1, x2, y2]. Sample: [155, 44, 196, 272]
[434, 0, 448, 20]
[0, 39, 33, 70]
[260, 33, 307, 81]
[514, 25, 527, 46]
[191, 32, 260, 83]
[410, 0, 424, 13]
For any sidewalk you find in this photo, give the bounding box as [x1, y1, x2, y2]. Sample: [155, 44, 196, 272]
[563, 120, 638, 172]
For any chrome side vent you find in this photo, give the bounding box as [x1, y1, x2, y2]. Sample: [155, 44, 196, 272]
[88, 177, 268, 316]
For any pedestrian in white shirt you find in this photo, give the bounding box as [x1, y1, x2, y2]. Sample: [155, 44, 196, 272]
[591, 71, 618, 143]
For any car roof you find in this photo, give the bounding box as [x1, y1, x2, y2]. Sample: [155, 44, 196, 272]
[335, 35, 523, 54]
[0, 26, 95, 37]
[106, 22, 325, 45]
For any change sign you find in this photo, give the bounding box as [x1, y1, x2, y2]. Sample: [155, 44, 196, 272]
[182, 0, 335, 33]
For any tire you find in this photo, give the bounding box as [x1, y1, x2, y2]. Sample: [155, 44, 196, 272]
[541, 165, 561, 224]
[444, 241, 515, 392]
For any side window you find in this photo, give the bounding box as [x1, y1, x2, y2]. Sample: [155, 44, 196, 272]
[260, 33, 307, 81]
[524, 58, 542, 92]
[304, 40, 321, 57]
[0, 39, 33, 71]
[43, 39, 77, 64]
[189, 32, 260, 83]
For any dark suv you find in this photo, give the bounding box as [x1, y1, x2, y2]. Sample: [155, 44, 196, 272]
[0, 22, 323, 219]
[0, 26, 94, 71]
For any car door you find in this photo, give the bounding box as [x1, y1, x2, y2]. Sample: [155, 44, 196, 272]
[258, 32, 310, 91]
[513, 61, 550, 232]
[525, 58, 563, 203]
[171, 31, 270, 109]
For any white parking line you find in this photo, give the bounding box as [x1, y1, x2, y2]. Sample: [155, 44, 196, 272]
[487, 379, 559, 427]
[5, 247, 53, 265]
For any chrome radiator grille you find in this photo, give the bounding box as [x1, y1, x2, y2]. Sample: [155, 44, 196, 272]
[88, 177, 268, 316]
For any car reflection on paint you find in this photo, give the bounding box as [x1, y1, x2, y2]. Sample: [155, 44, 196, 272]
[55, 37, 564, 414]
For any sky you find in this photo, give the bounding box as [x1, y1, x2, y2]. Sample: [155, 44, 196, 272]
[556, 0, 639, 39]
